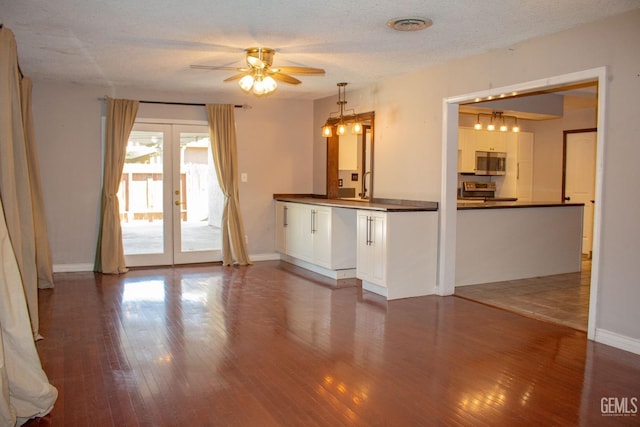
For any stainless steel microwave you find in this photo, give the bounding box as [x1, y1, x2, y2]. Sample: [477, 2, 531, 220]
[475, 151, 506, 175]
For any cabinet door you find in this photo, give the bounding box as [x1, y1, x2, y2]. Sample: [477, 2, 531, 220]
[286, 203, 313, 262]
[356, 211, 386, 287]
[369, 213, 387, 286]
[356, 211, 372, 281]
[275, 202, 287, 253]
[476, 130, 507, 152]
[517, 132, 534, 202]
[312, 207, 332, 268]
[458, 128, 477, 173]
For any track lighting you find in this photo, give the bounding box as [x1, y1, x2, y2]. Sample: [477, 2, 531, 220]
[470, 112, 521, 133]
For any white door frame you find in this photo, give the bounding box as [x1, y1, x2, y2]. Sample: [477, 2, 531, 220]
[439, 67, 607, 341]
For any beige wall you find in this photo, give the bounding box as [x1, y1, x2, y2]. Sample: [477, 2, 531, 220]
[314, 10, 640, 341]
[32, 81, 314, 268]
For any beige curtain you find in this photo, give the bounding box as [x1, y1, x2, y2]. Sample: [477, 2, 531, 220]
[0, 27, 40, 338]
[206, 104, 251, 266]
[21, 77, 55, 290]
[0, 26, 58, 427]
[94, 98, 138, 274]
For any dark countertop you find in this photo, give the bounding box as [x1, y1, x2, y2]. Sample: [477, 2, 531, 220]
[457, 200, 585, 210]
[274, 195, 438, 212]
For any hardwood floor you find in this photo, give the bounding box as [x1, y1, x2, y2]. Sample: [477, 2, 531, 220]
[26, 261, 639, 426]
[455, 258, 591, 331]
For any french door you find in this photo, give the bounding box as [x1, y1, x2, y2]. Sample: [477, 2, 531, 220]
[119, 122, 223, 266]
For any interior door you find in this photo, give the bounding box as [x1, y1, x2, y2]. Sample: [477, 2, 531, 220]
[564, 130, 597, 256]
[120, 123, 222, 267]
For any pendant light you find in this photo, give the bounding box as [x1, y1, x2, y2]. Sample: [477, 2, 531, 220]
[321, 83, 362, 137]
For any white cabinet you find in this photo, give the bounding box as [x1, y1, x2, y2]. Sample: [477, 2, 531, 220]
[356, 210, 438, 299]
[458, 128, 476, 173]
[476, 130, 507, 152]
[458, 128, 509, 174]
[275, 201, 287, 253]
[356, 211, 386, 286]
[516, 132, 534, 202]
[275, 201, 356, 278]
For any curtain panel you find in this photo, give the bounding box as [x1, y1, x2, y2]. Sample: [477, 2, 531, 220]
[0, 26, 58, 427]
[0, 27, 39, 338]
[21, 77, 55, 290]
[206, 104, 251, 266]
[94, 98, 138, 274]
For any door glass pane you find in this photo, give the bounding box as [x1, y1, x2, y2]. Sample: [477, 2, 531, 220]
[179, 132, 222, 252]
[120, 130, 164, 255]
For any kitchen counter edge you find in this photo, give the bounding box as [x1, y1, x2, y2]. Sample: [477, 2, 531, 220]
[273, 195, 438, 212]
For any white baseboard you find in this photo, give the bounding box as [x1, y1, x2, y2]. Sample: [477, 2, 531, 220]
[53, 253, 280, 273]
[53, 263, 94, 273]
[595, 328, 640, 355]
[249, 252, 281, 262]
[279, 254, 356, 279]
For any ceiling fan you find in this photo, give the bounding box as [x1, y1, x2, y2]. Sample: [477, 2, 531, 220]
[190, 47, 325, 96]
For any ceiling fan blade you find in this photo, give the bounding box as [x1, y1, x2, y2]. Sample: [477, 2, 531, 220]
[223, 73, 248, 82]
[190, 65, 248, 72]
[270, 66, 325, 75]
[270, 73, 302, 85]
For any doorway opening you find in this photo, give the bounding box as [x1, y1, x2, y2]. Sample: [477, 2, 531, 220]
[440, 67, 607, 340]
[119, 122, 224, 267]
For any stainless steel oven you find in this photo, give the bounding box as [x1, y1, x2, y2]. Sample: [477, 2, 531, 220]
[475, 151, 506, 175]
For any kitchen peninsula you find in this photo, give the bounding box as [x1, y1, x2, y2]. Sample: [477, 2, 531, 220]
[274, 195, 438, 299]
[456, 200, 585, 286]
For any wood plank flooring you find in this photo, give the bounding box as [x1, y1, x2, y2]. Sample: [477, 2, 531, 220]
[26, 261, 640, 426]
[455, 258, 591, 331]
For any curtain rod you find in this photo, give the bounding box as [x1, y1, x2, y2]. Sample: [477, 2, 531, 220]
[99, 96, 250, 109]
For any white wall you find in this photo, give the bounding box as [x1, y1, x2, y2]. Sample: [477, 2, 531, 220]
[32, 81, 314, 268]
[313, 10, 640, 343]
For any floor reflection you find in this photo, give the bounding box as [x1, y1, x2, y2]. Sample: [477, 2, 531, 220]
[31, 261, 640, 426]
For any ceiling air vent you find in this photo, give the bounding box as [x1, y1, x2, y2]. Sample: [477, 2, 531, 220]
[386, 17, 433, 32]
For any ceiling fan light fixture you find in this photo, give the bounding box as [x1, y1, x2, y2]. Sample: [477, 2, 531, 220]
[238, 75, 254, 92]
[322, 124, 333, 138]
[336, 123, 347, 136]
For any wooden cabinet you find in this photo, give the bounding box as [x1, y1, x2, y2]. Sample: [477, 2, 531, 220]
[275, 201, 356, 278]
[356, 210, 438, 299]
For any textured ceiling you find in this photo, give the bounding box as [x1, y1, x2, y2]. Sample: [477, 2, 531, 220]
[1, 0, 638, 100]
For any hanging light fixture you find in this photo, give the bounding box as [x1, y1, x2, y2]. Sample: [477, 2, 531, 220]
[321, 82, 362, 137]
[512, 117, 520, 133]
[352, 120, 363, 135]
[487, 114, 496, 131]
[499, 113, 508, 132]
[474, 114, 482, 130]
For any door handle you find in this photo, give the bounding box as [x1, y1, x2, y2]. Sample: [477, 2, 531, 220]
[564, 197, 571, 201]
[175, 200, 182, 206]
